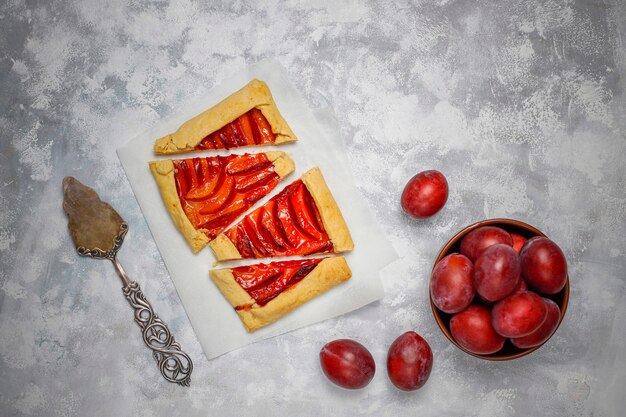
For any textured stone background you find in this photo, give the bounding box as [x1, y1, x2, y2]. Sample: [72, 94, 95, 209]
[1, 0, 625, 416]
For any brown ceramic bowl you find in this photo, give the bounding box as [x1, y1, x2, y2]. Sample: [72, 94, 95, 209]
[430, 218, 569, 361]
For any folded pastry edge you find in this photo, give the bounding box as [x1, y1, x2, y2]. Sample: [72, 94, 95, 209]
[149, 160, 210, 253]
[154, 79, 298, 154]
[209, 256, 352, 332]
[301, 167, 354, 253]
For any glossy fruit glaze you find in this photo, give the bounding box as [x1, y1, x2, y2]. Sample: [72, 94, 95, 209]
[173, 153, 280, 239]
[224, 179, 334, 258]
[194, 108, 276, 150]
[232, 258, 323, 307]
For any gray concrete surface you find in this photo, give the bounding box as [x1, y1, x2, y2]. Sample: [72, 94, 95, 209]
[1, 0, 625, 415]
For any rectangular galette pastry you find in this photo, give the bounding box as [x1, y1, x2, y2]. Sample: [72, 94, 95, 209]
[150, 152, 295, 253]
[154, 79, 298, 154]
[209, 167, 354, 261]
[210, 257, 351, 332]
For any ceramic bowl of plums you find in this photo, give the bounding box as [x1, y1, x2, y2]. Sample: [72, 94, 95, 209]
[429, 218, 569, 360]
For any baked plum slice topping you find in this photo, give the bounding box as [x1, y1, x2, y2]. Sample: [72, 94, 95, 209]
[259, 203, 290, 250]
[173, 153, 280, 239]
[232, 259, 323, 306]
[291, 183, 326, 240]
[224, 180, 334, 258]
[194, 109, 276, 150]
[185, 158, 221, 200]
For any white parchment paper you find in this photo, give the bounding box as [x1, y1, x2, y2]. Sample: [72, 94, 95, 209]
[117, 60, 397, 359]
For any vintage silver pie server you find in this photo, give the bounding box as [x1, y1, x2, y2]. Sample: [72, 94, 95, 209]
[62, 176, 193, 386]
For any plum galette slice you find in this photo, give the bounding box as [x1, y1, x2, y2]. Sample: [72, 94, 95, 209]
[150, 152, 295, 253]
[209, 167, 354, 261]
[210, 257, 351, 332]
[154, 79, 297, 154]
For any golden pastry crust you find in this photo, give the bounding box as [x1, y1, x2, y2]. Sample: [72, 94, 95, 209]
[209, 234, 241, 260]
[149, 152, 294, 253]
[149, 160, 209, 253]
[154, 79, 297, 154]
[264, 151, 295, 179]
[210, 268, 253, 308]
[301, 167, 354, 253]
[210, 166, 354, 261]
[209, 257, 352, 332]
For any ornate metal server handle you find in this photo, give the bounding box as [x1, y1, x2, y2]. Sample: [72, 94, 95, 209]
[114, 258, 193, 386]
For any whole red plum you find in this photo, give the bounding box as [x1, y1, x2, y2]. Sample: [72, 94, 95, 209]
[520, 237, 568, 295]
[320, 339, 375, 389]
[473, 244, 521, 302]
[431, 253, 475, 314]
[491, 291, 547, 338]
[510, 298, 561, 349]
[460, 226, 513, 262]
[387, 331, 433, 391]
[450, 304, 505, 355]
[401, 170, 448, 219]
